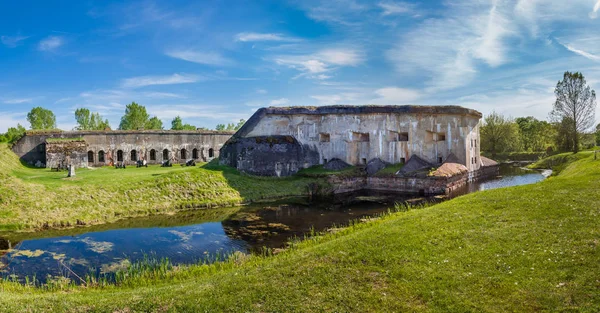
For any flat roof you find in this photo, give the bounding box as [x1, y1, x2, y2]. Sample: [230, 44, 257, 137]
[262, 105, 482, 118]
[26, 130, 235, 136]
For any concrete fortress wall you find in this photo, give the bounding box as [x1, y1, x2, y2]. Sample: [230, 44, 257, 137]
[12, 130, 234, 167]
[221, 105, 483, 176]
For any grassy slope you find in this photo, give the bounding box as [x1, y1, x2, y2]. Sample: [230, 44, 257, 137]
[0, 144, 320, 231]
[1, 153, 599, 312]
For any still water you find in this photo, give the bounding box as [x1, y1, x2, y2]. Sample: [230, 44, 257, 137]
[0, 164, 550, 284]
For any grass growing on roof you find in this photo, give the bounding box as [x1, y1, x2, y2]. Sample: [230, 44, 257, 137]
[0, 152, 599, 311]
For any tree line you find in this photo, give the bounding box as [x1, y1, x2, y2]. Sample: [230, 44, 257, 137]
[0, 102, 245, 145]
[481, 71, 597, 157]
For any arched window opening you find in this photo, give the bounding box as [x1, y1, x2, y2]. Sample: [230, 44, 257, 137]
[131, 150, 137, 161]
[87, 151, 94, 163]
[181, 149, 187, 160]
[150, 149, 156, 161]
[208, 148, 214, 158]
[117, 150, 123, 162]
[192, 148, 198, 159]
[163, 149, 169, 161]
[98, 150, 105, 163]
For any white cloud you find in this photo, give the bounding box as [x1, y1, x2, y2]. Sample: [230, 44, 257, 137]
[310, 93, 362, 105]
[256, 89, 268, 94]
[590, 0, 600, 19]
[559, 42, 600, 62]
[1, 35, 29, 48]
[235, 32, 298, 42]
[297, 0, 368, 26]
[166, 50, 233, 66]
[3, 98, 34, 104]
[274, 48, 363, 78]
[121, 73, 201, 88]
[38, 36, 65, 51]
[269, 98, 290, 106]
[387, 2, 514, 91]
[378, 1, 415, 16]
[372, 87, 420, 104]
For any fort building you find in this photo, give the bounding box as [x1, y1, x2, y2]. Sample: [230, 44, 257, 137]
[12, 130, 233, 168]
[220, 105, 488, 178]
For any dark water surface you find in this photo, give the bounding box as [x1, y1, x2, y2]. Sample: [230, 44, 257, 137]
[0, 164, 549, 284]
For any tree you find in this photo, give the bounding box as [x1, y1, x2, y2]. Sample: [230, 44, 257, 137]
[27, 107, 56, 130]
[234, 119, 246, 131]
[550, 71, 597, 153]
[480, 111, 520, 157]
[75, 108, 111, 130]
[515, 117, 554, 152]
[0, 124, 26, 144]
[146, 116, 163, 130]
[119, 102, 150, 130]
[171, 116, 196, 130]
[555, 117, 577, 152]
[215, 124, 225, 131]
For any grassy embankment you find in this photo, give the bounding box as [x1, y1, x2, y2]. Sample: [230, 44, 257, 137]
[0, 143, 323, 231]
[1, 150, 599, 311]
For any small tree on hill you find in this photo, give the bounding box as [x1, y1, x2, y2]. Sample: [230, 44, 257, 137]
[75, 108, 111, 130]
[480, 111, 520, 158]
[27, 107, 56, 130]
[119, 102, 149, 130]
[171, 116, 196, 130]
[146, 116, 163, 130]
[550, 71, 597, 153]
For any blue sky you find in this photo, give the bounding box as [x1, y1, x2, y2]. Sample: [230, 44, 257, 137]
[1, 0, 600, 132]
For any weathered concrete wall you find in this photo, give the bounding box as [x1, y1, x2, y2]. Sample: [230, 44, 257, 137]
[223, 105, 482, 175]
[12, 130, 233, 167]
[45, 140, 88, 169]
[219, 135, 320, 176]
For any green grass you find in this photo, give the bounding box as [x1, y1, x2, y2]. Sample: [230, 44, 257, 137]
[0, 144, 323, 231]
[1, 151, 599, 311]
[528, 151, 594, 175]
[374, 162, 404, 176]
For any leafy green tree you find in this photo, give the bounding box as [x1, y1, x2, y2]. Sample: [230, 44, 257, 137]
[226, 123, 235, 131]
[480, 111, 520, 157]
[215, 124, 225, 131]
[234, 119, 246, 131]
[119, 102, 150, 130]
[595, 123, 600, 147]
[515, 117, 554, 152]
[75, 108, 111, 130]
[1, 124, 26, 144]
[27, 107, 56, 130]
[555, 117, 577, 152]
[171, 116, 196, 130]
[550, 71, 597, 153]
[146, 116, 164, 130]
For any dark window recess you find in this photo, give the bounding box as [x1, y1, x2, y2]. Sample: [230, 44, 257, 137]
[437, 133, 446, 141]
[352, 132, 370, 142]
[150, 149, 156, 161]
[163, 149, 169, 161]
[117, 150, 123, 162]
[400, 157, 406, 164]
[181, 149, 187, 160]
[438, 157, 443, 164]
[208, 148, 214, 158]
[362, 158, 367, 165]
[131, 150, 137, 161]
[323, 158, 328, 164]
[98, 151, 105, 163]
[192, 148, 198, 159]
[319, 133, 330, 142]
[399, 132, 409, 141]
[87, 151, 94, 163]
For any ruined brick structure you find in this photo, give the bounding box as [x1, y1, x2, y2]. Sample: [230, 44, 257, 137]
[12, 130, 233, 168]
[220, 105, 484, 177]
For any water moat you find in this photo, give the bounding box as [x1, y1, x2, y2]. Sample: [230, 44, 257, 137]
[0, 164, 550, 284]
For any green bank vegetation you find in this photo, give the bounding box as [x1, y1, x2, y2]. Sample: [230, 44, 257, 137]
[1, 150, 599, 311]
[0, 143, 322, 231]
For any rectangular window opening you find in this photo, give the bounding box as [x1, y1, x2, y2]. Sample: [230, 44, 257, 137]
[400, 157, 406, 164]
[438, 156, 443, 164]
[362, 158, 367, 165]
[352, 132, 370, 142]
[437, 133, 446, 141]
[388, 131, 409, 142]
[319, 133, 330, 142]
[323, 158, 328, 164]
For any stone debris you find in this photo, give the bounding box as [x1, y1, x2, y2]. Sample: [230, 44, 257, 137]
[323, 158, 351, 171]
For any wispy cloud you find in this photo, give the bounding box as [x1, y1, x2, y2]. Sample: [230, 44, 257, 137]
[1, 35, 29, 48]
[3, 98, 34, 104]
[166, 50, 233, 66]
[235, 32, 299, 42]
[558, 42, 600, 61]
[269, 98, 290, 106]
[310, 93, 362, 105]
[378, 1, 416, 16]
[297, 0, 368, 26]
[121, 73, 201, 88]
[38, 35, 65, 52]
[590, 0, 600, 19]
[274, 47, 364, 79]
[372, 87, 420, 104]
[256, 89, 268, 94]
